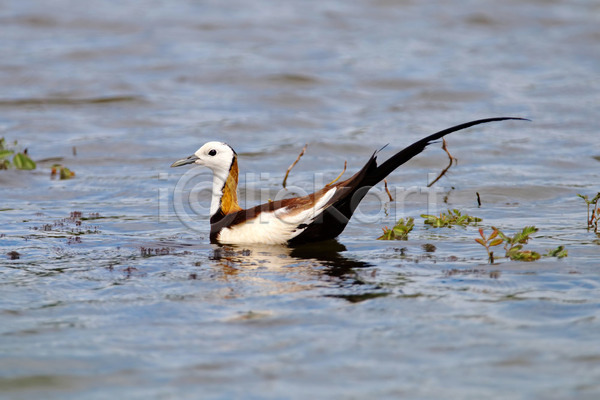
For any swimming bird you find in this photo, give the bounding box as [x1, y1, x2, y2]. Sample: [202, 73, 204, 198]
[171, 117, 525, 245]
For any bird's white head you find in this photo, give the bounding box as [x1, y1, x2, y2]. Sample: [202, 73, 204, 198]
[171, 141, 236, 175]
[171, 141, 241, 217]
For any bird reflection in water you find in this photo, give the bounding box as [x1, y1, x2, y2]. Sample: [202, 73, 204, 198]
[209, 239, 369, 277]
[204, 240, 386, 301]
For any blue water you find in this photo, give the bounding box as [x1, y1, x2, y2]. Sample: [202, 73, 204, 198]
[1, 0, 599, 398]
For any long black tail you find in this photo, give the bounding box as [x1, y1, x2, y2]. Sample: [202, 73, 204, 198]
[368, 117, 528, 185]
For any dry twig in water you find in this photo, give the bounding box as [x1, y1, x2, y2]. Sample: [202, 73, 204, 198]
[282, 144, 307, 189]
[427, 138, 456, 187]
[326, 161, 347, 186]
[384, 179, 394, 201]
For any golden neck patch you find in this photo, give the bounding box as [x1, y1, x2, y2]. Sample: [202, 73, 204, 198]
[220, 156, 242, 214]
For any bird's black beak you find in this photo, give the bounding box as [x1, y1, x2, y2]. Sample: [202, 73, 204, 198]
[170, 154, 199, 167]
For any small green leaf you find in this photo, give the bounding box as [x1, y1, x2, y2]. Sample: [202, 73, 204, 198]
[519, 251, 541, 261]
[545, 245, 568, 258]
[494, 227, 509, 242]
[421, 210, 480, 228]
[59, 166, 75, 179]
[489, 238, 504, 247]
[12, 152, 36, 170]
[378, 217, 414, 240]
[0, 149, 14, 159]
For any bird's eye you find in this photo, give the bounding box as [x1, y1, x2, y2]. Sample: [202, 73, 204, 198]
[208, 149, 217, 156]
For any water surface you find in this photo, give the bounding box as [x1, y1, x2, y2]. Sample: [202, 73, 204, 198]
[1, 0, 599, 399]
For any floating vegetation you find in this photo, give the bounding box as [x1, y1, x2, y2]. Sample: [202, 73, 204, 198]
[377, 217, 414, 240]
[421, 209, 481, 228]
[378, 210, 567, 264]
[140, 247, 171, 257]
[577, 192, 599, 233]
[545, 245, 568, 259]
[67, 236, 82, 245]
[0, 138, 76, 178]
[475, 228, 503, 263]
[122, 266, 146, 278]
[83, 212, 101, 220]
[505, 248, 540, 261]
[496, 226, 541, 261]
[210, 247, 252, 260]
[31, 211, 101, 240]
[475, 226, 562, 263]
[422, 243, 436, 253]
[51, 164, 75, 180]
[444, 268, 500, 279]
[0, 137, 36, 170]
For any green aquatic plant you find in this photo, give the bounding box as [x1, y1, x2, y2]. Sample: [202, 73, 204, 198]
[475, 228, 503, 263]
[545, 245, 568, 259]
[421, 209, 481, 228]
[51, 164, 75, 180]
[0, 138, 76, 178]
[378, 211, 566, 264]
[505, 247, 541, 262]
[475, 226, 567, 263]
[577, 192, 600, 233]
[377, 217, 415, 240]
[496, 226, 541, 261]
[0, 137, 36, 170]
